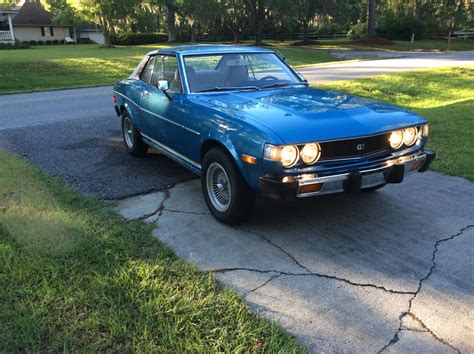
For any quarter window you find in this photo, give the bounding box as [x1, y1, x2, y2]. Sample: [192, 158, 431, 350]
[140, 57, 156, 84]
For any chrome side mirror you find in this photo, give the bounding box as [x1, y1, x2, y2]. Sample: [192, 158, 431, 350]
[157, 80, 169, 91]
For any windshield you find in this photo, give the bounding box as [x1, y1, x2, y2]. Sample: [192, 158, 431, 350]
[183, 53, 304, 93]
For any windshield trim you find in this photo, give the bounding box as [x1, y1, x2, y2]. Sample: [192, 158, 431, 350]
[181, 52, 305, 95]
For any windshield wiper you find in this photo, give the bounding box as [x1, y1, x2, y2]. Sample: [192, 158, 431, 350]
[194, 86, 259, 93]
[260, 82, 308, 90]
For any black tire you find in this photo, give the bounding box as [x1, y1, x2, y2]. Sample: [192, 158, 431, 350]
[201, 147, 256, 225]
[362, 183, 386, 192]
[121, 111, 148, 157]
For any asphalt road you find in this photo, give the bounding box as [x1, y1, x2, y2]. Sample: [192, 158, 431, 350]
[0, 87, 194, 199]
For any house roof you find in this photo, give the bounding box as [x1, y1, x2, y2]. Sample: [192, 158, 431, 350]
[0, 7, 19, 14]
[12, 1, 72, 27]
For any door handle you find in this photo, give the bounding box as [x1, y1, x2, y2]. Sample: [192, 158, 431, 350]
[143, 90, 152, 97]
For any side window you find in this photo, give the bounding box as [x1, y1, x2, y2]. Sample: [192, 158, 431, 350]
[140, 57, 156, 84]
[150, 56, 183, 94]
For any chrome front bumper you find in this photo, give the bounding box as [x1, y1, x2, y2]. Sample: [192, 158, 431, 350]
[259, 150, 435, 200]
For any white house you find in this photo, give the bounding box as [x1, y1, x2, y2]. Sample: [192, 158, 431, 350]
[78, 23, 105, 45]
[0, 1, 73, 43]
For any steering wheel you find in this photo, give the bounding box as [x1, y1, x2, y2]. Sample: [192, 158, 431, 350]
[259, 76, 279, 81]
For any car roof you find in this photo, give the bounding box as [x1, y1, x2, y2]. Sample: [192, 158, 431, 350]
[146, 44, 276, 56]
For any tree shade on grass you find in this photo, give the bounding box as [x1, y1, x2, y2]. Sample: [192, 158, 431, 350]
[318, 66, 474, 181]
[0, 44, 336, 94]
[0, 150, 303, 352]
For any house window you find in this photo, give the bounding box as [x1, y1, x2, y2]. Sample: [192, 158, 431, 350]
[40, 27, 54, 37]
[0, 15, 10, 31]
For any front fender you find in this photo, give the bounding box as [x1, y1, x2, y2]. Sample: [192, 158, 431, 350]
[203, 124, 282, 192]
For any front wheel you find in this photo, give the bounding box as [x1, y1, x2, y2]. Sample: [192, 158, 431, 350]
[201, 148, 255, 225]
[121, 112, 148, 157]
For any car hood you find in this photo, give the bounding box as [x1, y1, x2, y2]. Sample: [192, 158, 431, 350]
[194, 87, 426, 144]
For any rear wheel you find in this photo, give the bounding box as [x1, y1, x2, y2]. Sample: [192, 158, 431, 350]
[121, 111, 148, 157]
[201, 147, 255, 225]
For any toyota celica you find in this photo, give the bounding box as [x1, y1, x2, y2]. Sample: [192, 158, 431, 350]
[113, 45, 435, 224]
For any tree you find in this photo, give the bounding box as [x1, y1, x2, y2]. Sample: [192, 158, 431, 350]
[368, 0, 377, 37]
[165, 0, 178, 42]
[221, 0, 247, 42]
[80, 0, 139, 47]
[181, 0, 218, 42]
[45, 0, 78, 25]
[244, 0, 266, 45]
[288, 0, 325, 43]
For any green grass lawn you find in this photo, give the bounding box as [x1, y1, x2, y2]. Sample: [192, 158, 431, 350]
[275, 38, 474, 52]
[318, 66, 474, 181]
[0, 150, 303, 352]
[0, 43, 336, 94]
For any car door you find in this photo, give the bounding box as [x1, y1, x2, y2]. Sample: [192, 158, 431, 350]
[139, 55, 188, 157]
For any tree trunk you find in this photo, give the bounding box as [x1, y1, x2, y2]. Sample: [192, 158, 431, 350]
[190, 23, 196, 42]
[368, 0, 377, 38]
[232, 29, 241, 42]
[103, 27, 111, 47]
[101, 17, 112, 48]
[167, 5, 177, 42]
[414, 0, 421, 19]
[254, 0, 265, 46]
[302, 22, 309, 43]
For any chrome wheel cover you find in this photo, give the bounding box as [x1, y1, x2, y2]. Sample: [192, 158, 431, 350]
[206, 162, 231, 212]
[123, 117, 134, 148]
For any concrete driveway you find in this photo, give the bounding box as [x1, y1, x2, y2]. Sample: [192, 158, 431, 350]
[115, 173, 473, 353]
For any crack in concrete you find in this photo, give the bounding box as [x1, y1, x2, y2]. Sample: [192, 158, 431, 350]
[244, 273, 282, 298]
[378, 224, 473, 354]
[212, 267, 415, 295]
[238, 227, 415, 294]
[130, 190, 171, 222]
[162, 208, 210, 215]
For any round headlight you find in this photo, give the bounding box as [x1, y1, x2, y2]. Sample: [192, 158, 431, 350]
[300, 143, 321, 165]
[403, 127, 418, 146]
[280, 145, 299, 168]
[389, 130, 404, 149]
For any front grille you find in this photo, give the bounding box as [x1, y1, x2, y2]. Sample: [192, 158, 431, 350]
[319, 133, 391, 161]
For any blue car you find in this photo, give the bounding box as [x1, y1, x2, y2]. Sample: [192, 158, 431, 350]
[113, 45, 435, 224]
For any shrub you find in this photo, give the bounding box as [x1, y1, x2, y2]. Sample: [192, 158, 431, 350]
[0, 41, 30, 50]
[37, 40, 45, 45]
[348, 22, 368, 39]
[59, 39, 65, 44]
[29, 40, 37, 45]
[110, 32, 168, 45]
[378, 10, 423, 40]
[317, 23, 343, 35]
[45, 39, 52, 45]
[52, 39, 59, 45]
